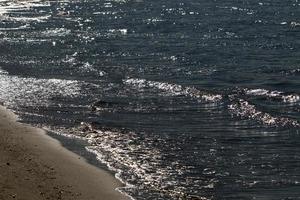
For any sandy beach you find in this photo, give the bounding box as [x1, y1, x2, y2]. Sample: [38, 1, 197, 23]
[0, 105, 128, 200]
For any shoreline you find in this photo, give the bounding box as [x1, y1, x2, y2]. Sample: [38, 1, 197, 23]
[0, 105, 129, 200]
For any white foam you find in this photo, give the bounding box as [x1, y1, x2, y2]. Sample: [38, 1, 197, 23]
[124, 78, 222, 103]
[79, 62, 106, 76]
[108, 29, 128, 35]
[244, 88, 300, 103]
[291, 22, 300, 27]
[228, 98, 300, 127]
[145, 18, 164, 24]
[52, 123, 213, 199]
[217, 6, 255, 15]
[0, 24, 30, 31]
[93, 11, 118, 15]
[42, 28, 71, 37]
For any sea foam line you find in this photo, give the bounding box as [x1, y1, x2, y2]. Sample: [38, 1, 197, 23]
[50, 123, 213, 200]
[228, 98, 300, 127]
[43, 127, 137, 200]
[244, 88, 300, 103]
[124, 78, 222, 103]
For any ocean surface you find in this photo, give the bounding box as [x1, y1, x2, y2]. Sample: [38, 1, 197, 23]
[0, 0, 300, 199]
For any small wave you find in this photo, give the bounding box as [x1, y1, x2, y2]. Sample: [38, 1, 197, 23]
[0, 24, 30, 31]
[124, 78, 222, 103]
[0, 0, 50, 16]
[144, 18, 164, 25]
[216, 6, 255, 15]
[0, 68, 8, 75]
[4, 15, 51, 23]
[0, 0, 51, 30]
[57, 123, 214, 200]
[244, 88, 300, 103]
[228, 98, 300, 127]
[0, 36, 49, 43]
[93, 11, 119, 15]
[108, 29, 128, 35]
[291, 22, 300, 27]
[63, 52, 78, 64]
[283, 68, 300, 76]
[42, 28, 71, 37]
[0, 0, 50, 11]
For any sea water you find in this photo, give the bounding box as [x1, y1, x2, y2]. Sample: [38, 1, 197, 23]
[0, 0, 299, 199]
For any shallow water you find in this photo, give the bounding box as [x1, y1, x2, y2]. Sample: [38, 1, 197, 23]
[0, 0, 300, 199]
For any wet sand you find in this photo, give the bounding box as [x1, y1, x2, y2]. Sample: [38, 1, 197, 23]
[0, 106, 128, 200]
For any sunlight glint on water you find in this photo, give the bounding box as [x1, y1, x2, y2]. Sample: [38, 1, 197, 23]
[0, 0, 300, 199]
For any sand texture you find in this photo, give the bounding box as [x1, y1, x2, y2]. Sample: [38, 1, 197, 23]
[0, 106, 128, 200]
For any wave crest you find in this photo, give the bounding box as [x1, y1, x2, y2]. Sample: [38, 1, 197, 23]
[229, 98, 300, 127]
[124, 78, 222, 102]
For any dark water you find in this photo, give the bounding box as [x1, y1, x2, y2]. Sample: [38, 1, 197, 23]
[0, 0, 300, 199]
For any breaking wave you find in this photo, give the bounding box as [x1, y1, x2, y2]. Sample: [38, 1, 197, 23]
[124, 78, 299, 128]
[124, 78, 222, 103]
[54, 124, 215, 200]
[228, 98, 300, 128]
[243, 88, 300, 103]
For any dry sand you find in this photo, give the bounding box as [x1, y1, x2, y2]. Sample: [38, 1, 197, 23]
[0, 106, 129, 200]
